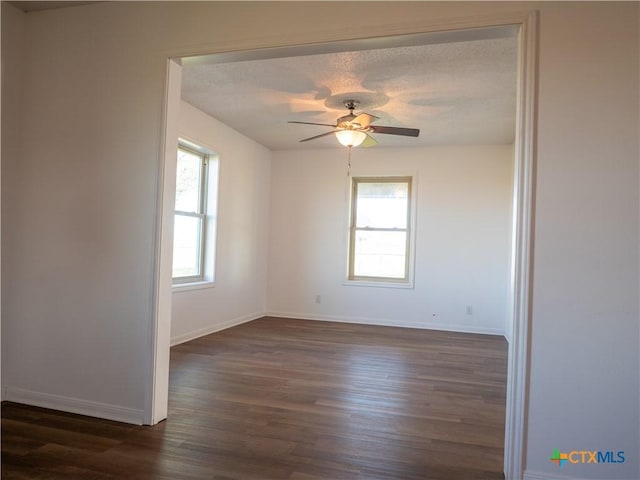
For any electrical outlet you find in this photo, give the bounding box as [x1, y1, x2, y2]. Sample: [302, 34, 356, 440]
[315, 295, 321, 304]
[465, 305, 473, 315]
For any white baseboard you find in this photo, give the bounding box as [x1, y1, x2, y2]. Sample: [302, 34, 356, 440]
[267, 311, 506, 337]
[522, 469, 625, 480]
[523, 470, 591, 480]
[524, 471, 560, 480]
[170, 311, 264, 346]
[169, 310, 505, 347]
[3, 386, 144, 425]
[505, 331, 512, 345]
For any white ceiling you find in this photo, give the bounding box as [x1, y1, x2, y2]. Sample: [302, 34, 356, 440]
[181, 26, 519, 151]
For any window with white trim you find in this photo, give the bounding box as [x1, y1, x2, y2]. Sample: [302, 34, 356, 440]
[348, 176, 412, 283]
[172, 142, 218, 285]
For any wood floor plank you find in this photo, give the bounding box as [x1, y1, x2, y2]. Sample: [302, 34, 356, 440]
[2, 317, 507, 479]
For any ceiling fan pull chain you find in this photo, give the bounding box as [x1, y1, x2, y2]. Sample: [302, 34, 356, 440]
[347, 146, 352, 177]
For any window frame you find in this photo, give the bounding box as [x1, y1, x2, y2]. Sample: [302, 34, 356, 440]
[172, 143, 209, 285]
[347, 175, 413, 284]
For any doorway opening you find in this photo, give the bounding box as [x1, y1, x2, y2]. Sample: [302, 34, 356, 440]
[151, 13, 537, 479]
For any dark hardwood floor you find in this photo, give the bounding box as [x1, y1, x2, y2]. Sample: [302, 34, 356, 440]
[2, 317, 508, 479]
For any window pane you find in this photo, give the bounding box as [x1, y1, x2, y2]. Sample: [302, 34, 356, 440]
[175, 148, 202, 213]
[353, 230, 407, 279]
[355, 182, 408, 229]
[173, 214, 202, 278]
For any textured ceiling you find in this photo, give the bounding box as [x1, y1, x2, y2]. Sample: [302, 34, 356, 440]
[181, 27, 518, 151]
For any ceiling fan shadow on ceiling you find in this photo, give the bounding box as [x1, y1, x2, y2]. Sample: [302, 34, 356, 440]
[288, 100, 420, 148]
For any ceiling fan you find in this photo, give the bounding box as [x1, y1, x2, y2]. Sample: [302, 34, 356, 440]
[288, 100, 420, 148]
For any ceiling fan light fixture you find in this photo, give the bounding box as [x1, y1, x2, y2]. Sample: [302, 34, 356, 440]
[335, 129, 367, 147]
[289, 99, 419, 146]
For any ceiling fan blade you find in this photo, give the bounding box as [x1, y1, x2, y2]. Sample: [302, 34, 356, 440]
[289, 121, 337, 127]
[353, 113, 379, 128]
[299, 130, 339, 142]
[369, 125, 420, 137]
[361, 133, 378, 148]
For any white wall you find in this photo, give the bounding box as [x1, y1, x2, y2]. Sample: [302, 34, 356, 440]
[171, 102, 271, 345]
[1, 3, 26, 397]
[1, 3, 177, 423]
[268, 145, 513, 335]
[1, 2, 638, 479]
[524, 4, 639, 480]
[0, 2, 24, 405]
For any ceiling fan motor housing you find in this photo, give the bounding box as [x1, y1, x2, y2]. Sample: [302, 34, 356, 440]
[338, 100, 362, 129]
[338, 114, 360, 129]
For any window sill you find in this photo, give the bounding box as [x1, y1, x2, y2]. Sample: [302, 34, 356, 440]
[172, 280, 216, 293]
[342, 280, 414, 289]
